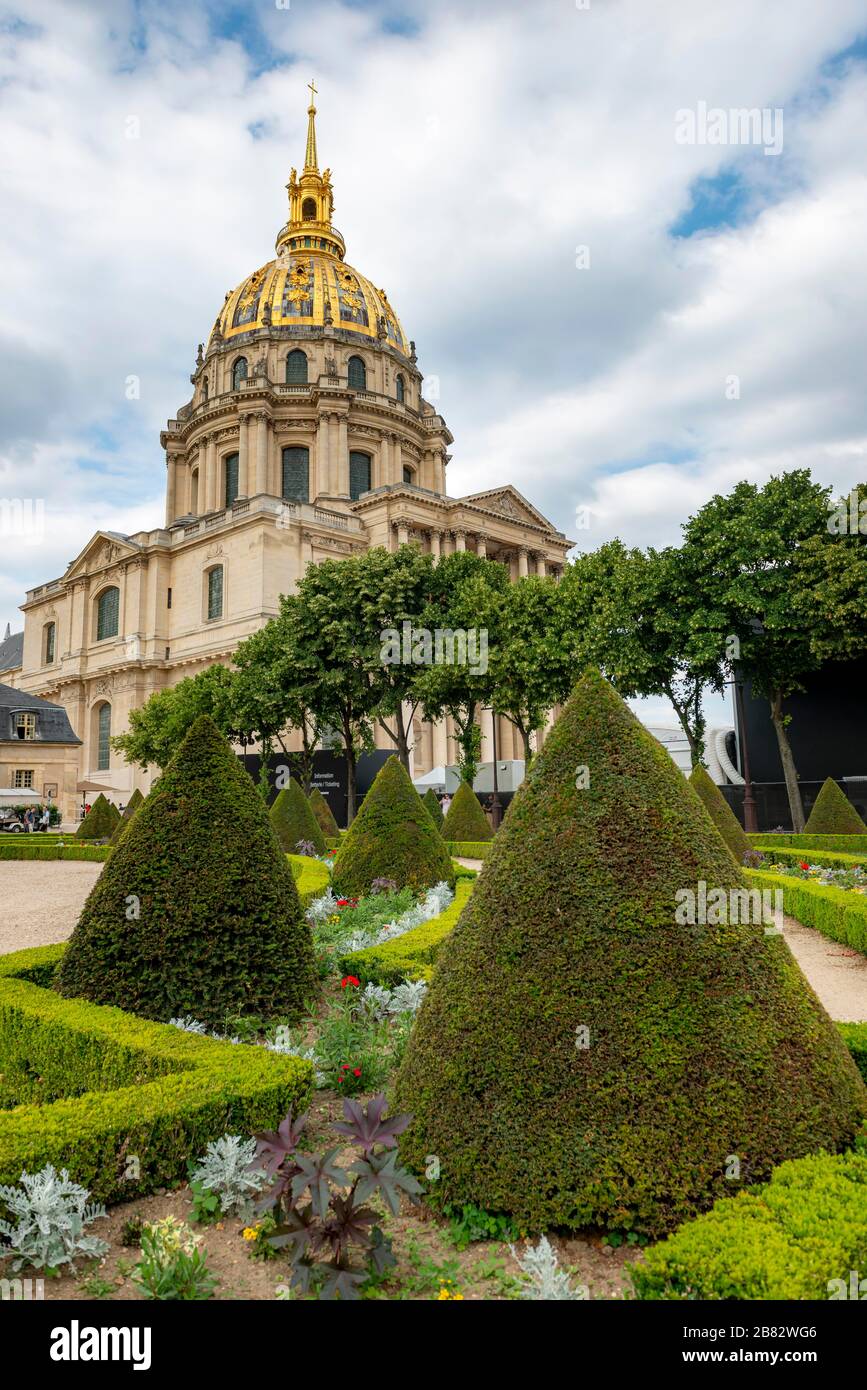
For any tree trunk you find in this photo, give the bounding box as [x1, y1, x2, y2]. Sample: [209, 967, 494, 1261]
[770, 690, 805, 832]
[342, 715, 358, 824]
[377, 705, 412, 774]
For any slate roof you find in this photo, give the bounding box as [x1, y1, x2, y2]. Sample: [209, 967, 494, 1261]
[0, 630, 23, 673]
[0, 682, 81, 745]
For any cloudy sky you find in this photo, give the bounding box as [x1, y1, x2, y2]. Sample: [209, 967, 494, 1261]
[1, 0, 866, 728]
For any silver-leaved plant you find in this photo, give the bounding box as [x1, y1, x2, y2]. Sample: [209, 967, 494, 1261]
[510, 1235, 587, 1300]
[0, 1165, 109, 1272]
[189, 1135, 270, 1217]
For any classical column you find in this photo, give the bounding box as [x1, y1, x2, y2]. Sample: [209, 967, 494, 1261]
[432, 718, 448, 769]
[454, 529, 466, 553]
[165, 454, 177, 526]
[337, 415, 348, 495]
[237, 415, 248, 497]
[206, 435, 217, 511]
[396, 517, 410, 547]
[498, 715, 514, 760]
[238, 426, 249, 498]
[480, 706, 495, 763]
[476, 533, 487, 559]
[256, 413, 268, 495]
[315, 415, 330, 498]
[196, 444, 207, 513]
[429, 529, 441, 562]
[536, 552, 547, 576]
[380, 434, 390, 488]
[518, 546, 529, 578]
[329, 414, 339, 494]
[392, 435, 404, 485]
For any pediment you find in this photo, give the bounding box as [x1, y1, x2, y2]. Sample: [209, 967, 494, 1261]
[458, 486, 557, 532]
[64, 532, 140, 582]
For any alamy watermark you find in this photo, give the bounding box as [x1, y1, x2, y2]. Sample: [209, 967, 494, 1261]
[380, 621, 488, 675]
[675, 881, 783, 935]
[0, 498, 45, 543]
[675, 102, 784, 157]
[827, 490, 867, 536]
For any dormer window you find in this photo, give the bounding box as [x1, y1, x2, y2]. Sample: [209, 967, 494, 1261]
[16, 712, 37, 741]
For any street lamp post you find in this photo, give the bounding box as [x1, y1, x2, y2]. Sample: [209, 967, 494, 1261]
[489, 709, 503, 830]
[734, 672, 759, 834]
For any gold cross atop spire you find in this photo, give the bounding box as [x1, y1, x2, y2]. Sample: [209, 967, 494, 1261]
[308, 78, 317, 106]
[304, 80, 318, 171]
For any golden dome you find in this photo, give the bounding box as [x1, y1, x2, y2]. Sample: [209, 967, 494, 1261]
[213, 84, 410, 357]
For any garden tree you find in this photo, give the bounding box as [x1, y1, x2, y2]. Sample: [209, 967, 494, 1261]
[75, 793, 120, 841]
[396, 670, 866, 1236]
[111, 664, 242, 771]
[688, 765, 751, 863]
[680, 470, 867, 831]
[270, 776, 327, 854]
[440, 779, 493, 842]
[109, 787, 144, 845]
[59, 717, 317, 1028]
[415, 553, 508, 784]
[309, 785, 340, 837]
[232, 615, 325, 794]
[484, 575, 573, 765]
[331, 755, 454, 897]
[562, 542, 724, 767]
[352, 545, 437, 772]
[804, 778, 867, 835]
[422, 787, 443, 829]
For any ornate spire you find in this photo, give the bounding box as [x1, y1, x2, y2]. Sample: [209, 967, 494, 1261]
[304, 79, 318, 172]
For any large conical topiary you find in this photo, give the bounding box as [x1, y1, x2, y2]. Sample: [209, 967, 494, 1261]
[59, 716, 317, 1028]
[75, 793, 120, 841]
[309, 785, 340, 838]
[332, 755, 455, 897]
[688, 764, 751, 864]
[110, 786, 144, 845]
[423, 787, 443, 830]
[440, 779, 493, 842]
[270, 777, 326, 854]
[396, 670, 866, 1237]
[805, 777, 867, 834]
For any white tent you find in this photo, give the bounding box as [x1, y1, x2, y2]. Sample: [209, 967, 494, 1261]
[412, 764, 451, 791]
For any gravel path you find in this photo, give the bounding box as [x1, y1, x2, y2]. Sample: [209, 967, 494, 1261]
[0, 861, 103, 955]
[1, 862, 864, 1021]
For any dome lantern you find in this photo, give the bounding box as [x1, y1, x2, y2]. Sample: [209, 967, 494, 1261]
[276, 81, 346, 262]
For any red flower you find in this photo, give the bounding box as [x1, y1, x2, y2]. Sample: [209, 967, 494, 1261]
[341, 975, 360, 989]
[799, 861, 810, 871]
[353, 1068, 362, 1077]
[336, 898, 350, 907]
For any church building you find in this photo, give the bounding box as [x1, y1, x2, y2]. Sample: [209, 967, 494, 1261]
[8, 90, 573, 820]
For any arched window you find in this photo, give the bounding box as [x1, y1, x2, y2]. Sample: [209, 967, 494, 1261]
[286, 350, 308, 384]
[302, 197, 317, 221]
[282, 446, 309, 504]
[43, 621, 56, 665]
[349, 451, 371, 501]
[202, 376, 209, 402]
[224, 452, 239, 507]
[96, 702, 111, 771]
[403, 465, 414, 485]
[232, 357, 248, 391]
[96, 587, 120, 642]
[347, 356, 366, 390]
[395, 374, 405, 403]
[207, 566, 223, 621]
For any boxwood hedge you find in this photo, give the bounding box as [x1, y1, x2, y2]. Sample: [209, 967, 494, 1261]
[805, 778, 867, 835]
[745, 868, 867, 956]
[336, 879, 474, 985]
[749, 832, 867, 853]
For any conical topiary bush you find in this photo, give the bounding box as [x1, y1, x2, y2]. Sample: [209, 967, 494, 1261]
[688, 764, 751, 864]
[110, 786, 144, 845]
[59, 716, 317, 1028]
[440, 779, 493, 842]
[270, 777, 326, 854]
[332, 755, 455, 897]
[805, 778, 867, 834]
[423, 787, 443, 830]
[395, 669, 866, 1236]
[75, 793, 121, 841]
[309, 785, 340, 838]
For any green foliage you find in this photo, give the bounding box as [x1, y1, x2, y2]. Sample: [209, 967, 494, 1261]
[0, 1164, 109, 1272]
[111, 663, 241, 771]
[805, 777, 867, 834]
[332, 755, 454, 898]
[133, 1217, 217, 1300]
[58, 716, 317, 1029]
[270, 777, 326, 854]
[0, 943, 313, 1205]
[444, 1202, 519, 1249]
[337, 881, 474, 985]
[444, 840, 492, 860]
[630, 1150, 867, 1299]
[751, 832, 867, 852]
[440, 781, 493, 842]
[286, 853, 331, 907]
[744, 868, 867, 956]
[110, 787, 144, 845]
[838, 1023, 867, 1085]
[309, 786, 340, 837]
[485, 577, 574, 765]
[396, 669, 867, 1236]
[75, 794, 120, 842]
[422, 787, 443, 829]
[0, 841, 109, 862]
[688, 764, 751, 862]
[753, 846, 867, 870]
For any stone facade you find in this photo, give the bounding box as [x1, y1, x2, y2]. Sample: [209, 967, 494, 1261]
[11, 93, 572, 802]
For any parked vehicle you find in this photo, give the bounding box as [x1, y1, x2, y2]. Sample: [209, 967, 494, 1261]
[0, 808, 25, 833]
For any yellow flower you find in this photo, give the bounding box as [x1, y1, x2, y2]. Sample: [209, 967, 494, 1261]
[242, 1227, 259, 1241]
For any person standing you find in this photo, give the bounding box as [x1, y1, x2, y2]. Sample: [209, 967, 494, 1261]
[440, 791, 452, 817]
[40, 806, 50, 832]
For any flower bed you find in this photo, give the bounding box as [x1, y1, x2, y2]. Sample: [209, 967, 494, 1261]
[751, 845, 867, 871]
[336, 879, 474, 985]
[0, 944, 313, 1207]
[744, 868, 867, 956]
[630, 1149, 867, 1300]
